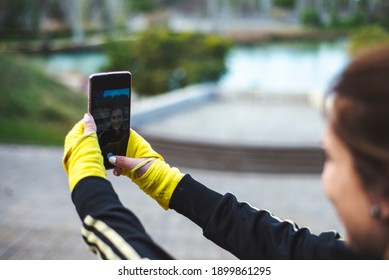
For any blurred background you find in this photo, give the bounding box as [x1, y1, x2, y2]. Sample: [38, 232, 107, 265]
[0, 0, 389, 260]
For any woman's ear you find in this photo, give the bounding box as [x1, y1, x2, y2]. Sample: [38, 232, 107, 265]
[371, 190, 389, 221]
[378, 197, 389, 221]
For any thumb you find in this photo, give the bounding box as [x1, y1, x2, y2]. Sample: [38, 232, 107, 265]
[109, 155, 144, 170]
[83, 113, 97, 134]
[109, 155, 155, 178]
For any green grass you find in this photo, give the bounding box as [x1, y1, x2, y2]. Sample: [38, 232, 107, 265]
[349, 25, 389, 55]
[0, 53, 87, 145]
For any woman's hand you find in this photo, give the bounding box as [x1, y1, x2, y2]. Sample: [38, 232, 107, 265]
[83, 113, 97, 134]
[62, 114, 106, 192]
[108, 130, 185, 210]
[109, 155, 155, 178]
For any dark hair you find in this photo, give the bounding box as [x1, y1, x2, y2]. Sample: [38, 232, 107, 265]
[328, 43, 389, 195]
[109, 107, 124, 118]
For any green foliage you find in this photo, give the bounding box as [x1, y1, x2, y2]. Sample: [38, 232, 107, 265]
[103, 28, 232, 96]
[349, 25, 389, 56]
[273, 0, 296, 9]
[300, 9, 323, 28]
[130, 0, 158, 12]
[347, 10, 368, 28]
[302, 4, 387, 31]
[0, 0, 32, 29]
[329, 9, 368, 29]
[130, 0, 179, 12]
[0, 54, 86, 145]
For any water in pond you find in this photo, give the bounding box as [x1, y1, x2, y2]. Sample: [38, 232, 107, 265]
[32, 52, 108, 76]
[32, 40, 350, 95]
[219, 40, 350, 95]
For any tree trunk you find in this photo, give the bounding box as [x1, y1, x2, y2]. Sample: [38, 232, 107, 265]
[65, 0, 85, 44]
[37, 0, 51, 51]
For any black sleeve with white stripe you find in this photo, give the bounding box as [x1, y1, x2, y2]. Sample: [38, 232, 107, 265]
[170, 175, 368, 260]
[72, 176, 173, 260]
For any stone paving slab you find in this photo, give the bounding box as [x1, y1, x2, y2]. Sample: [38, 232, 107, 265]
[0, 144, 343, 260]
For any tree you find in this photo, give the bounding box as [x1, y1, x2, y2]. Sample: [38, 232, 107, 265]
[103, 28, 232, 96]
[0, 0, 39, 34]
[273, 0, 296, 9]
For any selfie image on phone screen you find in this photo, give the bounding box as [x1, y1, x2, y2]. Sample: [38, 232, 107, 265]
[89, 72, 131, 169]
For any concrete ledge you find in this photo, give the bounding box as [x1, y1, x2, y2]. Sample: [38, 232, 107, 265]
[131, 83, 218, 128]
[142, 133, 324, 174]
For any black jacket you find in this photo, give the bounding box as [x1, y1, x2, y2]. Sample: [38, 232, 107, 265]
[72, 175, 368, 259]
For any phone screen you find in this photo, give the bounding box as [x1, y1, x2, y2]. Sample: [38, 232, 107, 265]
[88, 71, 131, 169]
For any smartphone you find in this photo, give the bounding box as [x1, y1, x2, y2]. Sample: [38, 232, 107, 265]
[88, 71, 131, 169]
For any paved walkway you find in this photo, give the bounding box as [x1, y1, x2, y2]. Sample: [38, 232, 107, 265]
[0, 92, 344, 260]
[138, 91, 326, 146]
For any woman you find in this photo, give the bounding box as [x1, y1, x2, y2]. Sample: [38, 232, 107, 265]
[98, 107, 128, 168]
[98, 107, 126, 148]
[63, 44, 389, 259]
